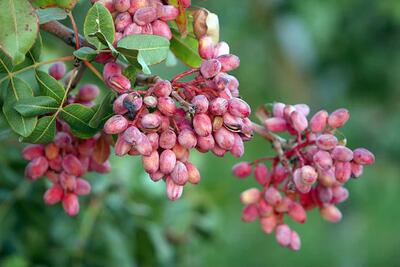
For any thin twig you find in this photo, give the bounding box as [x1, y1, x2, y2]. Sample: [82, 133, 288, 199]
[251, 122, 294, 184]
[67, 12, 81, 49]
[171, 68, 198, 83]
[171, 91, 195, 113]
[84, 61, 103, 81]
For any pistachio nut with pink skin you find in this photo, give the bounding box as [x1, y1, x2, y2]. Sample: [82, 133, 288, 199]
[165, 177, 183, 201]
[159, 149, 177, 174]
[217, 54, 240, 72]
[159, 129, 177, 149]
[171, 161, 189, 185]
[76, 84, 100, 102]
[104, 115, 129, 134]
[151, 20, 173, 40]
[63, 193, 80, 217]
[49, 62, 66, 80]
[115, 12, 132, 31]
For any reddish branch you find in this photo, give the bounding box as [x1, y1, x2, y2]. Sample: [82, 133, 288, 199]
[171, 68, 199, 83]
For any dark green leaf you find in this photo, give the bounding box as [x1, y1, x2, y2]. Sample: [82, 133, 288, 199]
[89, 92, 114, 128]
[0, 51, 13, 75]
[35, 70, 65, 103]
[84, 3, 115, 49]
[2, 77, 37, 137]
[60, 104, 98, 138]
[117, 35, 170, 66]
[73, 47, 98, 61]
[170, 29, 202, 68]
[89, 31, 119, 57]
[22, 115, 56, 144]
[116, 47, 139, 65]
[0, 79, 10, 100]
[138, 54, 151, 74]
[14, 96, 58, 117]
[117, 46, 150, 73]
[28, 33, 43, 62]
[0, 0, 39, 65]
[36, 7, 67, 24]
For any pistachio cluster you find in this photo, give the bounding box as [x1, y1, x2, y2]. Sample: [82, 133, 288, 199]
[22, 63, 111, 216]
[233, 103, 375, 250]
[102, 36, 252, 200]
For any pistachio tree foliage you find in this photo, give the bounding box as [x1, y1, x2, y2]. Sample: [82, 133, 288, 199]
[0, 0, 374, 250]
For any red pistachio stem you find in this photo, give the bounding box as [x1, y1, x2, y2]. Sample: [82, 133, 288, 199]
[171, 68, 199, 83]
[67, 12, 81, 49]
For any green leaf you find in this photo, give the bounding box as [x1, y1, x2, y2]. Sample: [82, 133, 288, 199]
[0, 79, 10, 100]
[22, 115, 56, 144]
[14, 96, 58, 117]
[89, 92, 114, 128]
[32, 0, 77, 9]
[165, 50, 178, 67]
[73, 47, 98, 61]
[117, 46, 150, 73]
[0, 0, 39, 65]
[31, 0, 57, 8]
[35, 70, 65, 103]
[36, 7, 67, 24]
[117, 35, 170, 66]
[89, 31, 119, 57]
[54, 0, 77, 9]
[0, 51, 13, 75]
[60, 104, 98, 138]
[116, 47, 139, 65]
[170, 29, 202, 68]
[28, 33, 43, 62]
[2, 77, 37, 137]
[138, 54, 151, 74]
[84, 3, 115, 49]
[168, 0, 178, 6]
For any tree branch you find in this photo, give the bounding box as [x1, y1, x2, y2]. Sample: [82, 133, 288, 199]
[251, 121, 294, 188]
[40, 21, 91, 48]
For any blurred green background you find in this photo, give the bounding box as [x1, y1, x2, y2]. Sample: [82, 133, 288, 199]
[1, 0, 400, 266]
